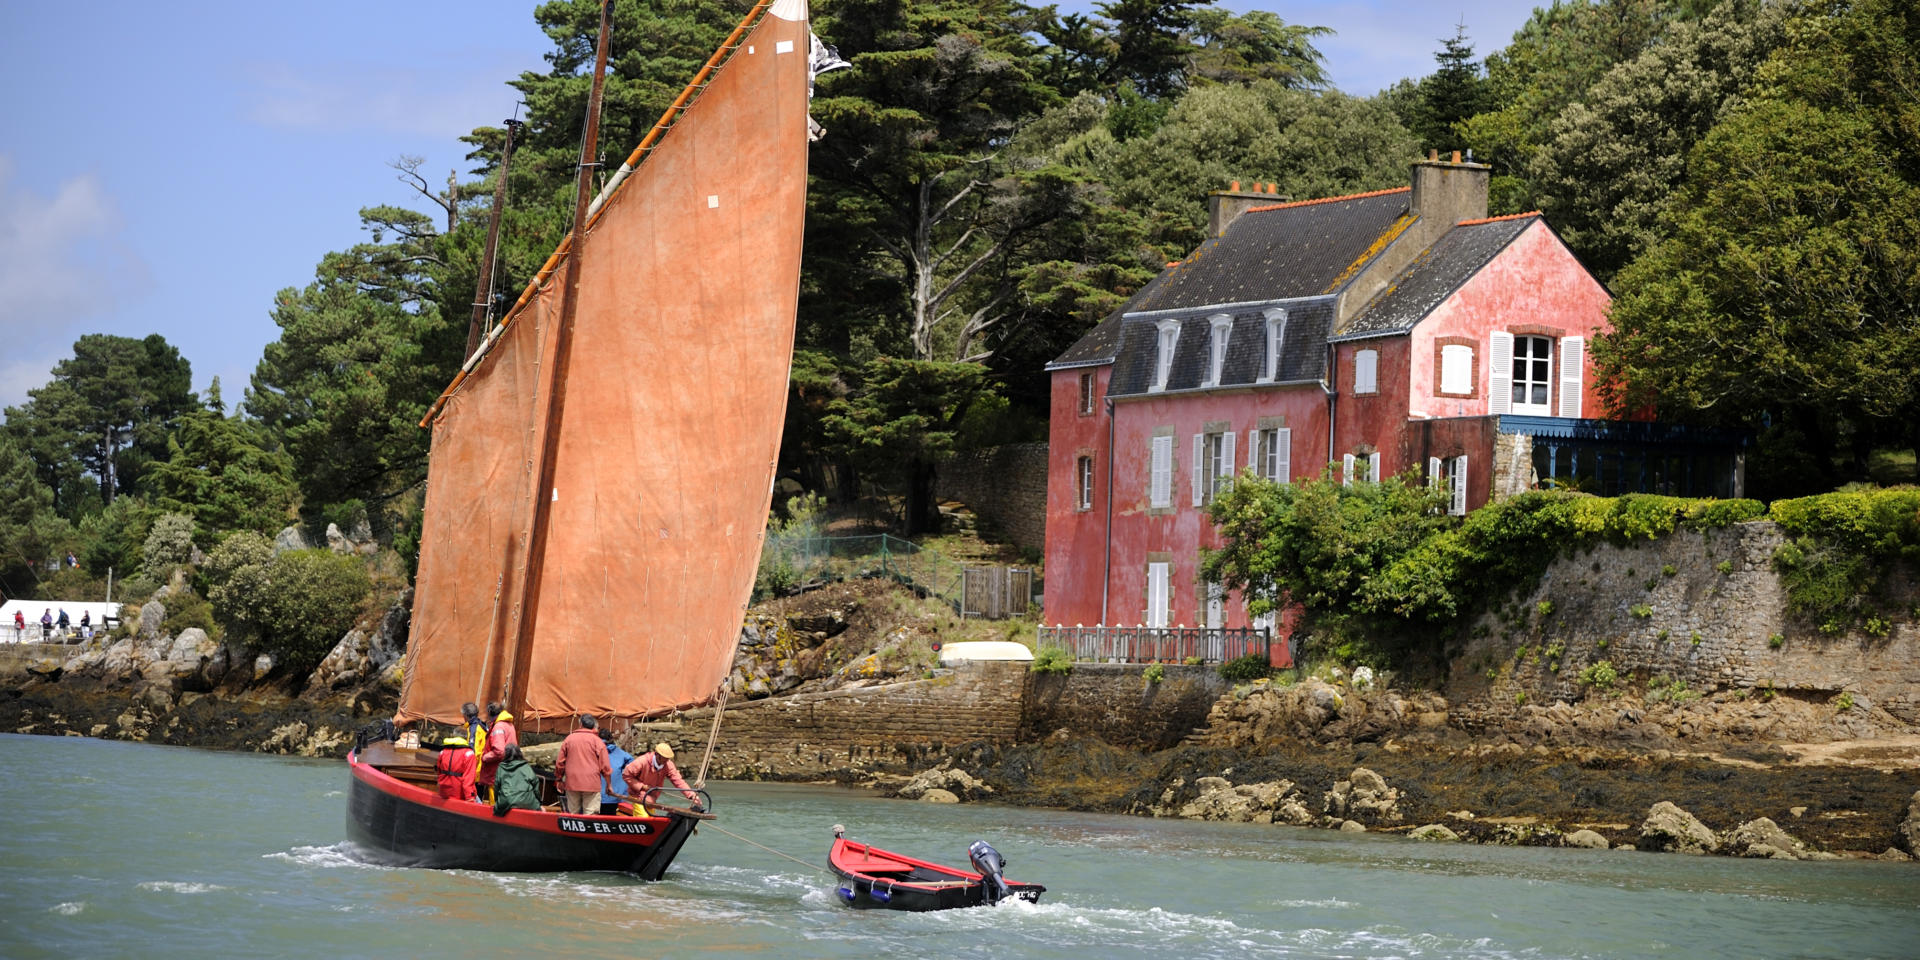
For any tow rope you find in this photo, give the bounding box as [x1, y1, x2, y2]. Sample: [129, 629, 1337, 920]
[702, 822, 828, 875]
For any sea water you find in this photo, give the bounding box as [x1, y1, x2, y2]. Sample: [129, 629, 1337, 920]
[0, 733, 1914, 959]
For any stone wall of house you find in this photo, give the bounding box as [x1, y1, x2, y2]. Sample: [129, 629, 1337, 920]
[674, 661, 1029, 779]
[1448, 521, 1920, 725]
[1020, 663, 1229, 750]
[935, 442, 1048, 552]
[1491, 431, 1534, 502]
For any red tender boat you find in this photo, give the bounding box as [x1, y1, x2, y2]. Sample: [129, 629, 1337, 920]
[828, 827, 1045, 911]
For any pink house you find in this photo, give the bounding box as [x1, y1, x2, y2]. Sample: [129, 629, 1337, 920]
[1042, 157, 1747, 661]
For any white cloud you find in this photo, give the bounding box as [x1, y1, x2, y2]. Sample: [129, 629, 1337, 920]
[0, 155, 151, 409]
[239, 52, 531, 139]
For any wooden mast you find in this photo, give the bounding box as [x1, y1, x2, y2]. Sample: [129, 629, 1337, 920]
[501, 0, 613, 724]
[465, 118, 523, 360]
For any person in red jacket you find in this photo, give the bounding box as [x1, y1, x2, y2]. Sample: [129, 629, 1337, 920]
[622, 742, 702, 815]
[554, 714, 611, 815]
[434, 736, 478, 801]
[476, 702, 518, 802]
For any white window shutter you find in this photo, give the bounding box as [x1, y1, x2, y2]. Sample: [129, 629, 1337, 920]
[1148, 563, 1169, 627]
[1192, 433, 1205, 507]
[1428, 456, 1442, 490]
[1247, 430, 1261, 480]
[1220, 431, 1236, 490]
[1150, 436, 1171, 507]
[1451, 455, 1469, 515]
[1355, 350, 1378, 394]
[1276, 428, 1291, 484]
[1489, 332, 1514, 414]
[1559, 335, 1585, 418]
[1342, 453, 1356, 486]
[1368, 452, 1382, 483]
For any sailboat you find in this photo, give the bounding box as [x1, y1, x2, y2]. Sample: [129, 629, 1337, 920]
[345, 0, 834, 878]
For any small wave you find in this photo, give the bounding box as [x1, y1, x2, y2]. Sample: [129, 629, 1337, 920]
[1273, 898, 1359, 909]
[50, 902, 84, 916]
[138, 881, 228, 894]
[264, 843, 392, 870]
[323, 790, 343, 797]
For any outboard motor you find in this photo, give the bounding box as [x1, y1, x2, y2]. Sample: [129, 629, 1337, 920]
[967, 840, 1012, 903]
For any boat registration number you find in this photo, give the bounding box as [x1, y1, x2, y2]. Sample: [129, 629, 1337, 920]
[556, 817, 651, 836]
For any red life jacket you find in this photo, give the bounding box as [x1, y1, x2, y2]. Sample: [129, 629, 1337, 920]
[435, 747, 478, 800]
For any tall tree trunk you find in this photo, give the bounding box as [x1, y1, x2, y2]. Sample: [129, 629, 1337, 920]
[902, 457, 939, 536]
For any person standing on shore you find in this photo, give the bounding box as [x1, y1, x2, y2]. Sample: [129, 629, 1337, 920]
[476, 702, 518, 803]
[40, 609, 52, 639]
[12, 610, 23, 640]
[599, 731, 635, 815]
[554, 715, 611, 815]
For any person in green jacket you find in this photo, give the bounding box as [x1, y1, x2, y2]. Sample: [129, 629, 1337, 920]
[491, 745, 543, 816]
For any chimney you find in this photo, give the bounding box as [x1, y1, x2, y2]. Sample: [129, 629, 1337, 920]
[1207, 181, 1290, 237]
[1409, 155, 1490, 226]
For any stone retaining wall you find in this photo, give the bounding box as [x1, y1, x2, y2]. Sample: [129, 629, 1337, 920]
[1450, 521, 1920, 724]
[1021, 663, 1229, 750]
[935, 442, 1048, 551]
[676, 661, 1028, 778]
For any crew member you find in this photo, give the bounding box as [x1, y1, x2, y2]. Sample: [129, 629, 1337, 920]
[622, 742, 702, 815]
[554, 714, 610, 815]
[599, 730, 635, 815]
[490, 745, 542, 816]
[476, 702, 518, 802]
[434, 736, 478, 801]
[461, 702, 488, 768]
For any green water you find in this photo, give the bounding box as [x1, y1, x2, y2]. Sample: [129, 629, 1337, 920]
[0, 733, 1914, 959]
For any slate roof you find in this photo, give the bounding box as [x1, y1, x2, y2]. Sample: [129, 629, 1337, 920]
[1337, 213, 1539, 339]
[1133, 187, 1414, 311]
[1047, 187, 1413, 371]
[1105, 298, 1335, 398]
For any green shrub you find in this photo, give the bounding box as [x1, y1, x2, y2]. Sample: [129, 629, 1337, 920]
[1662, 564, 1678, 577]
[1536, 600, 1555, 618]
[1690, 631, 1703, 646]
[141, 512, 196, 582]
[1833, 691, 1854, 712]
[1514, 691, 1527, 705]
[1769, 488, 1920, 632]
[1029, 646, 1073, 675]
[207, 537, 369, 670]
[160, 589, 217, 638]
[1219, 653, 1272, 683]
[1768, 633, 1784, 649]
[1183, 656, 1205, 666]
[1656, 628, 1670, 641]
[1864, 617, 1890, 638]
[1715, 560, 1735, 575]
[1578, 660, 1618, 689]
[1143, 663, 1165, 684]
[1630, 604, 1653, 618]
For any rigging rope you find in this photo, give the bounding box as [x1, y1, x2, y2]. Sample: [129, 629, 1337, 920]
[693, 685, 729, 788]
[703, 822, 828, 875]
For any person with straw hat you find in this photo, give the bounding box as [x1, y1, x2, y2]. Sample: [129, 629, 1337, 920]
[621, 742, 701, 815]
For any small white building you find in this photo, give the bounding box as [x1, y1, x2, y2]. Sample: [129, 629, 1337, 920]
[1, 600, 124, 643]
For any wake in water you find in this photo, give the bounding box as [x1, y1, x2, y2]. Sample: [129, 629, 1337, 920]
[264, 843, 395, 871]
[137, 881, 229, 894]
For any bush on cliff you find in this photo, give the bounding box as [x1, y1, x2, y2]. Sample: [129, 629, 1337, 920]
[141, 512, 196, 582]
[1768, 486, 1920, 633]
[208, 533, 371, 671]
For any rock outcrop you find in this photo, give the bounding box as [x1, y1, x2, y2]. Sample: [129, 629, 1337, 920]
[1638, 801, 1719, 854]
[1201, 679, 1448, 748]
[1563, 829, 1610, 849]
[1409, 823, 1458, 841]
[1901, 790, 1920, 855]
[1722, 817, 1820, 860]
[896, 764, 992, 802]
[1323, 767, 1403, 823]
[303, 590, 410, 696]
[1170, 777, 1313, 825]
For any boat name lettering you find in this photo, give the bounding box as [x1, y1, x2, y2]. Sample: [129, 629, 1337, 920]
[556, 817, 650, 835]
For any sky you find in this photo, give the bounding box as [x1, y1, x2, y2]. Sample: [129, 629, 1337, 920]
[0, 0, 1544, 412]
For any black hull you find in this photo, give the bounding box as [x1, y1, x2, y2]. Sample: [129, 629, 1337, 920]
[831, 865, 1045, 911]
[346, 755, 698, 879]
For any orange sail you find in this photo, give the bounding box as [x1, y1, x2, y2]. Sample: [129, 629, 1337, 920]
[397, 0, 814, 726]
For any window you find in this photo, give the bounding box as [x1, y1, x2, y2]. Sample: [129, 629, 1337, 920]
[1204, 314, 1231, 387]
[1146, 562, 1170, 628]
[1075, 456, 1094, 511]
[1509, 335, 1553, 414]
[1204, 581, 1225, 629]
[1250, 603, 1275, 636]
[1451, 455, 1469, 515]
[1253, 427, 1290, 483]
[1440, 344, 1473, 395]
[1149, 435, 1173, 508]
[1354, 348, 1378, 394]
[1151, 320, 1179, 392]
[1368, 452, 1382, 483]
[1429, 455, 1468, 515]
[1260, 308, 1287, 382]
[1077, 372, 1095, 415]
[1345, 451, 1378, 485]
[1193, 430, 1236, 505]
